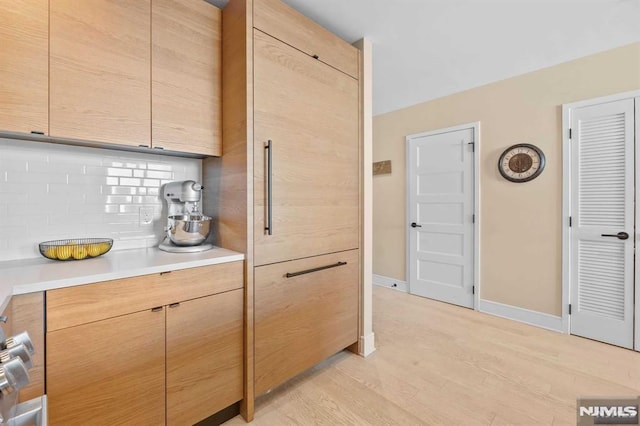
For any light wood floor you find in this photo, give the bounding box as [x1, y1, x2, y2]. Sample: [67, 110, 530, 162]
[225, 286, 640, 425]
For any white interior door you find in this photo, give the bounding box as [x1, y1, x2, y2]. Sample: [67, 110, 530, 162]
[570, 98, 635, 349]
[407, 126, 475, 308]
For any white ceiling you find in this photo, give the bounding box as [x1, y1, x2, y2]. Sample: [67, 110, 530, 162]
[209, 0, 640, 115]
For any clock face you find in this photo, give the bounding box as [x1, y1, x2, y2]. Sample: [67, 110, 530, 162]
[498, 144, 545, 183]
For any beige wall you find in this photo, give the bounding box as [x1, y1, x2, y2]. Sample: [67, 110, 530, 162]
[373, 43, 640, 316]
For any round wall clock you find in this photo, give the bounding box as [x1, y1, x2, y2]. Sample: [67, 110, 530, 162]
[498, 143, 545, 183]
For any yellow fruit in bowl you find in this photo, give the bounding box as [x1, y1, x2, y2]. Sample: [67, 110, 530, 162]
[44, 247, 57, 260]
[72, 245, 88, 260]
[56, 245, 72, 260]
[87, 244, 102, 257]
[99, 242, 111, 254]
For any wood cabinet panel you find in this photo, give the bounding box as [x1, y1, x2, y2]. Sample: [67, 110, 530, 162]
[0, 0, 48, 134]
[253, 0, 358, 78]
[253, 30, 359, 266]
[47, 309, 166, 426]
[47, 261, 243, 331]
[152, 0, 222, 156]
[254, 249, 359, 395]
[167, 289, 243, 425]
[50, 0, 151, 146]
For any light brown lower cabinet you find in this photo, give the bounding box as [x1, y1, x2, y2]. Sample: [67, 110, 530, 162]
[47, 309, 166, 425]
[254, 249, 359, 395]
[167, 289, 243, 425]
[46, 263, 244, 425]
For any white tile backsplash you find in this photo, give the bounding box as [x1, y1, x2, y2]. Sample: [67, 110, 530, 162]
[0, 138, 202, 261]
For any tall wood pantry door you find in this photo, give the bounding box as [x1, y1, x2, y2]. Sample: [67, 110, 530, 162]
[253, 29, 359, 267]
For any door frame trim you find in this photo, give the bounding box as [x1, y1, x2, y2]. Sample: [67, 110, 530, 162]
[561, 90, 640, 340]
[405, 121, 481, 310]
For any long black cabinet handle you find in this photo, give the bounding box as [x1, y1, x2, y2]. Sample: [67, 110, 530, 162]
[265, 140, 273, 235]
[285, 261, 347, 278]
[601, 232, 629, 240]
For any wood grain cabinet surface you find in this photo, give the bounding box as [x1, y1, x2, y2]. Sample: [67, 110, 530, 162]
[46, 263, 244, 425]
[167, 289, 243, 425]
[254, 249, 359, 395]
[49, 0, 151, 147]
[214, 0, 363, 419]
[0, 0, 48, 135]
[253, 0, 358, 78]
[47, 309, 166, 426]
[253, 30, 359, 266]
[152, 0, 222, 156]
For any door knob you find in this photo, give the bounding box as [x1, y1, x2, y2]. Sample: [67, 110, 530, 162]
[410, 222, 422, 228]
[601, 232, 629, 240]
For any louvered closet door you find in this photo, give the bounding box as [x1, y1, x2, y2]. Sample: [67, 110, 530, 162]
[570, 98, 635, 349]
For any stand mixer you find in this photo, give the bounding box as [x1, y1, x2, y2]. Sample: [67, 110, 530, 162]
[159, 180, 214, 253]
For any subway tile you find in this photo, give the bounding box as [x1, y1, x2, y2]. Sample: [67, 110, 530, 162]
[28, 161, 83, 174]
[120, 204, 144, 214]
[146, 170, 173, 179]
[104, 205, 119, 214]
[85, 166, 108, 176]
[6, 170, 67, 184]
[147, 163, 172, 171]
[143, 179, 160, 187]
[133, 170, 145, 178]
[0, 160, 28, 172]
[106, 177, 119, 186]
[0, 182, 47, 195]
[138, 187, 147, 195]
[107, 213, 138, 224]
[107, 168, 133, 178]
[108, 186, 137, 195]
[120, 178, 141, 187]
[147, 188, 159, 196]
[106, 195, 132, 204]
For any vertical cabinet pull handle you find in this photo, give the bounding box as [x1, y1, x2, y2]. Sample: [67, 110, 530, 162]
[265, 140, 273, 235]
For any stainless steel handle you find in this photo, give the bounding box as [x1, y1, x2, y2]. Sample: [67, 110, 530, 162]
[285, 261, 347, 278]
[601, 232, 629, 240]
[265, 140, 273, 235]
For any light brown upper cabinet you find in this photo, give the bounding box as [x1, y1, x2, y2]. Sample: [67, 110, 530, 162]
[49, 0, 151, 147]
[253, 30, 359, 266]
[253, 0, 358, 78]
[0, 0, 48, 135]
[152, 0, 222, 156]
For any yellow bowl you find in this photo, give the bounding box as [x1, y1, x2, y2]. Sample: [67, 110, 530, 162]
[39, 239, 113, 261]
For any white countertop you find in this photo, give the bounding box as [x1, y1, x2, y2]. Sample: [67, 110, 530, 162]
[0, 246, 244, 312]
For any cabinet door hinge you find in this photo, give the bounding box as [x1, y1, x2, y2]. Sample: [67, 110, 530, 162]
[569, 128, 572, 139]
[568, 304, 572, 315]
[472, 214, 476, 224]
[472, 285, 475, 295]
[569, 216, 572, 227]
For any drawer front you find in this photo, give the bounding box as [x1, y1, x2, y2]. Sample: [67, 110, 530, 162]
[47, 261, 243, 331]
[253, 0, 358, 79]
[254, 249, 359, 395]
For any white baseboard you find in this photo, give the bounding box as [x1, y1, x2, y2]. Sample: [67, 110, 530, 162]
[372, 274, 408, 292]
[359, 332, 376, 357]
[478, 299, 563, 333]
